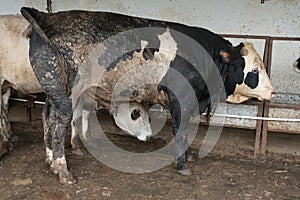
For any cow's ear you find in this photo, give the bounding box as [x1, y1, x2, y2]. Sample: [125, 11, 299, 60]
[235, 43, 248, 56]
[240, 47, 248, 56]
[220, 50, 231, 63]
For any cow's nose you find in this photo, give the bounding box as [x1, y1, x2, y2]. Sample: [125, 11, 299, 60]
[271, 91, 276, 98]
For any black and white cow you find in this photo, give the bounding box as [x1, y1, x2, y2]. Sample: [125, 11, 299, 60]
[21, 8, 274, 184]
[293, 57, 300, 72]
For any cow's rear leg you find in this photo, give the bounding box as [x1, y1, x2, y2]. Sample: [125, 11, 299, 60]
[50, 96, 76, 184]
[42, 98, 76, 184]
[170, 105, 192, 175]
[29, 30, 76, 184]
[70, 98, 90, 156]
[70, 111, 87, 155]
[167, 89, 194, 176]
[42, 101, 75, 185]
[174, 128, 192, 176]
[0, 87, 12, 156]
[70, 119, 84, 155]
[42, 100, 56, 168]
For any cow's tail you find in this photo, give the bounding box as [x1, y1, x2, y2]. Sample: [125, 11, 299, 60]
[20, 7, 70, 92]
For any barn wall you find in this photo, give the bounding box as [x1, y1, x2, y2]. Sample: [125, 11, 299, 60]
[0, 0, 299, 131]
[0, 0, 299, 37]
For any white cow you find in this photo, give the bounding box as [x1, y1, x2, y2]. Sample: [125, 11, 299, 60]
[0, 15, 152, 156]
[0, 15, 41, 156]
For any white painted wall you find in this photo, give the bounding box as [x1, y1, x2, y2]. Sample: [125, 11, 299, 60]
[0, 0, 299, 37]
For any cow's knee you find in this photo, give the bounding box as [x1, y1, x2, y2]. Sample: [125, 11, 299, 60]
[54, 98, 73, 125]
[42, 101, 56, 165]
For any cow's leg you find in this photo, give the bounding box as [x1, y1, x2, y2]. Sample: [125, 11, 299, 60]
[70, 102, 87, 156]
[52, 105, 75, 184]
[2, 88, 12, 145]
[168, 93, 192, 176]
[29, 32, 76, 184]
[44, 87, 75, 184]
[2, 87, 11, 113]
[70, 110, 80, 154]
[44, 90, 75, 184]
[172, 118, 191, 176]
[81, 109, 91, 142]
[0, 87, 12, 157]
[42, 100, 56, 168]
[185, 146, 194, 162]
[42, 94, 75, 184]
[70, 119, 82, 155]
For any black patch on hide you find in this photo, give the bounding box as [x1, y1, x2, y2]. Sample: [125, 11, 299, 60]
[244, 71, 259, 89]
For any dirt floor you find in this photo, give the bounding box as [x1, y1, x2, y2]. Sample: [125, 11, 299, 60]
[0, 102, 299, 200]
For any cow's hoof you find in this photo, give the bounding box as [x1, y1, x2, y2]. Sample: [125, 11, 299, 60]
[59, 173, 77, 185]
[186, 155, 194, 162]
[177, 169, 192, 176]
[45, 158, 52, 165]
[71, 147, 86, 156]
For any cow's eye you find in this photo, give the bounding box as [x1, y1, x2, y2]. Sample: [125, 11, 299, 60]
[252, 68, 259, 73]
[131, 109, 141, 120]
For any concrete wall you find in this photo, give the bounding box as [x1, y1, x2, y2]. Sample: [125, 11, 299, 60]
[0, 0, 299, 37]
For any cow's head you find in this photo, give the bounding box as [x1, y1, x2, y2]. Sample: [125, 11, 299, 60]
[293, 57, 300, 73]
[225, 42, 275, 103]
[113, 102, 152, 141]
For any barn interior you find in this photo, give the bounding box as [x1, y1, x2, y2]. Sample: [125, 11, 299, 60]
[0, 1, 299, 199]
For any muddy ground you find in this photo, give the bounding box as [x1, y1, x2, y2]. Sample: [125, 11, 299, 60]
[0, 102, 299, 200]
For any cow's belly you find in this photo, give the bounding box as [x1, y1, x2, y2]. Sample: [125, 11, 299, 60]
[1, 59, 43, 94]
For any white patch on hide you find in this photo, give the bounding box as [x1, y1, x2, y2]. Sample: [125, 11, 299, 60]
[151, 28, 178, 82]
[140, 40, 148, 51]
[46, 147, 53, 164]
[53, 155, 67, 175]
[157, 28, 177, 62]
[54, 156, 67, 165]
[113, 102, 152, 141]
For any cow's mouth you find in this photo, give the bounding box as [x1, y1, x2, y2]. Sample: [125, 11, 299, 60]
[257, 91, 275, 101]
[137, 135, 150, 141]
[271, 92, 276, 98]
